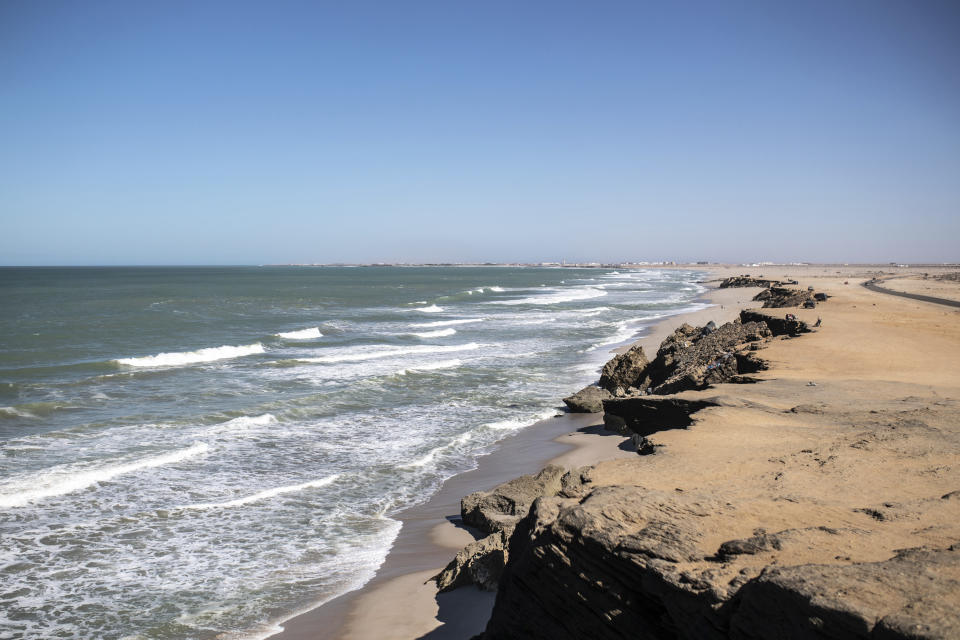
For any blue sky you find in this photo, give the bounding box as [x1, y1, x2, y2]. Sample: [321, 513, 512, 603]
[2, 0, 958, 264]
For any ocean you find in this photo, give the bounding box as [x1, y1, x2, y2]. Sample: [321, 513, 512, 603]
[0, 266, 706, 639]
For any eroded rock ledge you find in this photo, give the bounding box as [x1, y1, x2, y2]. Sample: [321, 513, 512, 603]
[481, 483, 960, 639]
[565, 317, 773, 408]
[442, 300, 960, 639]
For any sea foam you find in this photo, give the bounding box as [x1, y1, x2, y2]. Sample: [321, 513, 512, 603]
[483, 409, 558, 431]
[410, 328, 456, 338]
[491, 287, 607, 306]
[405, 304, 444, 313]
[0, 442, 210, 508]
[115, 343, 265, 368]
[276, 328, 322, 340]
[410, 318, 484, 328]
[298, 342, 481, 364]
[465, 286, 505, 295]
[394, 359, 462, 376]
[180, 474, 340, 510]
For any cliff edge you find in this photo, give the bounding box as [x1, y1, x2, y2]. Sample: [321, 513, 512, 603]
[475, 280, 960, 638]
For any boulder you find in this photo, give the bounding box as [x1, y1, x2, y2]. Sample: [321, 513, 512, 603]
[640, 321, 772, 395]
[752, 287, 815, 308]
[562, 385, 613, 413]
[434, 530, 509, 592]
[461, 464, 566, 535]
[720, 276, 779, 288]
[480, 486, 727, 640]
[598, 344, 651, 393]
[740, 310, 810, 336]
[602, 396, 721, 437]
[439, 465, 568, 592]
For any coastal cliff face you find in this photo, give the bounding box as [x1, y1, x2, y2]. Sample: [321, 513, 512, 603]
[483, 379, 960, 638]
[473, 283, 960, 639]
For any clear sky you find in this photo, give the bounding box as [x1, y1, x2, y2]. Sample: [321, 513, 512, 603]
[1, 1, 958, 265]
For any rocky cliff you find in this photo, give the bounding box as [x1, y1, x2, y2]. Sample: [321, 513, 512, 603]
[477, 299, 959, 637]
[719, 276, 779, 288]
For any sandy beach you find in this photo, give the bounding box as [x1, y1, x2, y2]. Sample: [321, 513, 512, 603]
[272, 263, 960, 639]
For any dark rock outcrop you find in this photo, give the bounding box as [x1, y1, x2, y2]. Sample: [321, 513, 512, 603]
[438, 465, 567, 591]
[598, 345, 650, 393]
[563, 385, 613, 413]
[752, 287, 815, 308]
[720, 276, 779, 289]
[434, 529, 509, 592]
[729, 546, 960, 639]
[462, 464, 566, 534]
[479, 483, 960, 640]
[481, 486, 729, 640]
[602, 396, 721, 436]
[740, 310, 810, 336]
[639, 321, 772, 395]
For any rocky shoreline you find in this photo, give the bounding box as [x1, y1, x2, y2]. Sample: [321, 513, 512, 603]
[433, 274, 960, 639]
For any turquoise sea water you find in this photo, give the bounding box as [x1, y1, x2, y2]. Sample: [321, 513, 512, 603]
[0, 266, 706, 639]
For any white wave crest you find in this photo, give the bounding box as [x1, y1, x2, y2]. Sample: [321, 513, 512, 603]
[404, 304, 444, 313]
[224, 413, 277, 427]
[0, 406, 35, 419]
[115, 343, 264, 368]
[0, 442, 210, 508]
[588, 319, 646, 350]
[511, 318, 556, 325]
[394, 359, 462, 376]
[465, 286, 505, 295]
[403, 447, 445, 468]
[298, 343, 481, 364]
[410, 328, 456, 338]
[410, 318, 484, 328]
[276, 327, 322, 340]
[491, 287, 607, 306]
[573, 306, 613, 316]
[483, 409, 557, 431]
[204, 413, 278, 435]
[180, 474, 339, 510]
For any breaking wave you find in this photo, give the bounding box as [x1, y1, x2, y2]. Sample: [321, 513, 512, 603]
[405, 304, 444, 313]
[410, 318, 484, 328]
[491, 287, 607, 306]
[115, 343, 265, 368]
[410, 328, 456, 338]
[0, 442, 210, 508]
[393, 359, 462, 376]
[297, 342, 481, 364]
[180, 474, 340, 510]
[276, 328, 322, 340]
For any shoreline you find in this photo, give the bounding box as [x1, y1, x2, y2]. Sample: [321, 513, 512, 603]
[272, 274, 762, 639]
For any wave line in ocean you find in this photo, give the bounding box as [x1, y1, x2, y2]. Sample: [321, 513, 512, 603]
[297, 342, 481, 364]
[180, 474, 340, 510]
[410, 318, 484, 328]
[409, 328, 457, 338]
[276, 328, 323, 340]
[490, 287, 607, 306]
[115, 343, 265, 368]
[0, 442, 210, 508]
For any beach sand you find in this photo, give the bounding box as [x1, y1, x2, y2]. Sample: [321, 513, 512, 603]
[273, 264, 960, 639]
